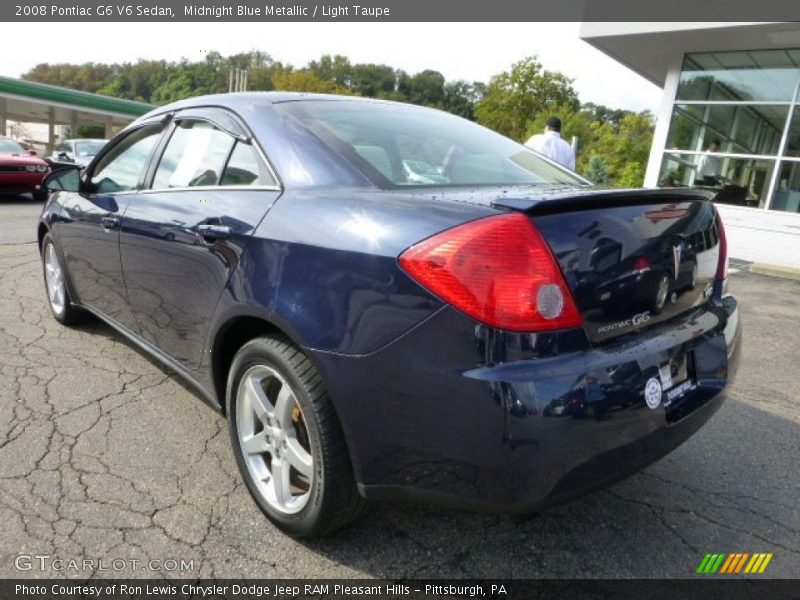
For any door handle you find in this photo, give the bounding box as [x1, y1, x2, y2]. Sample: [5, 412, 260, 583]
[195, 223, 232, 240]
[101, 216, 120, 230]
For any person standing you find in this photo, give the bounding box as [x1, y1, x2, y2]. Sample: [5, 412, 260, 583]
[695, 140, 723, 185]
[525, 116, 576, 171]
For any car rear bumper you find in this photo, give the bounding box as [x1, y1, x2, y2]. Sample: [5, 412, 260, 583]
[311, 294, 741, 513]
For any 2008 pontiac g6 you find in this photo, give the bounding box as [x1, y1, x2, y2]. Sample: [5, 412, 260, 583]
[38, 93, 740, 537]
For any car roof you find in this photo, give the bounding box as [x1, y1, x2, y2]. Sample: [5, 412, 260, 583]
[134, 91, 404, 124]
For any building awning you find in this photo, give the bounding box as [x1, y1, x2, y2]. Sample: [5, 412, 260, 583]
[0, 75, 153, 130]
[580, 22, 800, 86]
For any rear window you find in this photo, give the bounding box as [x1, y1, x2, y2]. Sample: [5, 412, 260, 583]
[274, 100, 585, 189]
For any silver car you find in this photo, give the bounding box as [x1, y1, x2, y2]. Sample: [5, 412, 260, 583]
[48, 138, 108, 167]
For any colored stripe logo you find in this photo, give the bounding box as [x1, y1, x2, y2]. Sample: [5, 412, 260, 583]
[696, 553, 773, 574]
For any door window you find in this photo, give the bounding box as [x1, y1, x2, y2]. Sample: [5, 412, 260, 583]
[153, 120, 235, 189]
[220, 141, 276, 186]
[90, 125, 162, 193]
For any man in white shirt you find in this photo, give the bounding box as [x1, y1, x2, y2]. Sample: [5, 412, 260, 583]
[524, 117, 576, 171]
[695, 140, 723, 185]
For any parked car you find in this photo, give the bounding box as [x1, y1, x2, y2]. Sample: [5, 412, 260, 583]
[38, 93, 740, 538]
[0, 137, 50, 200]
[48, 138, 108, 167]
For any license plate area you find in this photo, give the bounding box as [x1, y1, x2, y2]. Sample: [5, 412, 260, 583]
[661, 351, 694, 407]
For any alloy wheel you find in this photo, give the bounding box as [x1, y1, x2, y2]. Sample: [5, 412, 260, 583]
[235, 364, 314, 514]
[44, 242, 66, 316]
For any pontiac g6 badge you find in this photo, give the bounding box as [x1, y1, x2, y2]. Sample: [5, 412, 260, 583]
[645, 377, 663, 409]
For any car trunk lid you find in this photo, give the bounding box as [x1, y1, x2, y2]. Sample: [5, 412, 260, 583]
[492, 189, 724, 344]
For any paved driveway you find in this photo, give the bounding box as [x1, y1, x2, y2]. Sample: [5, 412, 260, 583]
[0, 199, 798, 578]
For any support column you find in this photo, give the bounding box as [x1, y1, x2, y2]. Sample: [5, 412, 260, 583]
[644, 53, 684, 188]
[70, 110, 79, 138]
[48, 107, 56, 154]
[0, 98, 6, 137]
[104, 116, 113, 139]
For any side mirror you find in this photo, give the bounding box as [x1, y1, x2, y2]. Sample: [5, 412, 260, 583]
[44, 166, 83, 193]
[27, 149, 37, 156]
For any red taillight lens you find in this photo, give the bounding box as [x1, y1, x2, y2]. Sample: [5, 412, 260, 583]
[716, 212, 728, 281]
[398, 213, 583, 332]
[633, 257, 651, 273]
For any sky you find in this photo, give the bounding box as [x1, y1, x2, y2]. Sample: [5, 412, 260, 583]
[0, 22, 662, 112]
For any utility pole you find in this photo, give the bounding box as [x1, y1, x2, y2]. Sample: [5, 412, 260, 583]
[228, 67, 249, 92]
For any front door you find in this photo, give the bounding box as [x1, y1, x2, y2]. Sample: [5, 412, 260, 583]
[56, 124, 164, 328]
[120, 117, 280, 370]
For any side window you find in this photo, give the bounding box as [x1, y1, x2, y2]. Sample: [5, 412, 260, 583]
[152, 120, 235, 189]
[220, 141, 276, 186]
[90, 126, 162, 194]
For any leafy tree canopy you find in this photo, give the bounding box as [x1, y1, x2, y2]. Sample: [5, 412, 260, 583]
[22, 52, 654, 187]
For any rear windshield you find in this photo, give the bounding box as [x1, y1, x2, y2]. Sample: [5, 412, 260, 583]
[274, 100, 586, 188]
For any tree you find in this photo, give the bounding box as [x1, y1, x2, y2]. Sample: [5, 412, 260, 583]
[584, 155, 610, 184]
[474, 56, 579, 141]
[271, 69, 351, 94]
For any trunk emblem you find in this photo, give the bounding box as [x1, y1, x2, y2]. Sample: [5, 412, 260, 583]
[644, 377, 663, 409]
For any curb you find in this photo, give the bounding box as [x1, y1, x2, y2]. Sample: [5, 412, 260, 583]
[749, 263, 800, 282]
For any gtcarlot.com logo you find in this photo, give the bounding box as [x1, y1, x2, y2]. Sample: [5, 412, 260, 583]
[15, 554, 194, 573]
[696, 552, 773, 574]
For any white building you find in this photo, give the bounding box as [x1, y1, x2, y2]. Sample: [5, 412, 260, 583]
[581, 23, 800, 271]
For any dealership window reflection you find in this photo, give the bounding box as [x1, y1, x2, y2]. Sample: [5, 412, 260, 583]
[660, 153, 775, 208]
[660, 49, 800, 213]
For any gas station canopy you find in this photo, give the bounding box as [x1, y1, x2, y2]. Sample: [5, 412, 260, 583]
[0, 75, 153, 147]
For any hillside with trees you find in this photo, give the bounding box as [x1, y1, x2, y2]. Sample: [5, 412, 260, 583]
[22, 52, 653, 187]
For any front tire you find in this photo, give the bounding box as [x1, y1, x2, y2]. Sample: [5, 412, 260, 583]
[227, 335, 364, 538]
[41, 233, 85, 325]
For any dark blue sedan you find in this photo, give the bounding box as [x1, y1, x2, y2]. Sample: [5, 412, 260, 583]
[38, 93, 740, 538]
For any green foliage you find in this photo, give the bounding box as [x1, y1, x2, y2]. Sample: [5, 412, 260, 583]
[21, 52, 654, 188]
[76, 125, 105, 138]
[584, 155, 610, 185]
[270, 69, 351, 94]
[474, 57, 579, 141]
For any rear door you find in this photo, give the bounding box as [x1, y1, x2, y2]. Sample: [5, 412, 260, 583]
[119, 111, 281, 370]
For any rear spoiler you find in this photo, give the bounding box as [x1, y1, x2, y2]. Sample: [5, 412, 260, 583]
[491, 187, 716, 216]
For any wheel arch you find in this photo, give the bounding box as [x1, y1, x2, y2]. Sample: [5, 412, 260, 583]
[209, 309, 364, 485]
[37, 222, 49, 252]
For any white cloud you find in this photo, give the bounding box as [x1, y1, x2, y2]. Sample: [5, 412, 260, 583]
[0, 21, 661, 112]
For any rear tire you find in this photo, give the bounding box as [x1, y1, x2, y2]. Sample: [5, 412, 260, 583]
[227, 334, 364, 538]
[41, 233, 85, 325]
[652, 273, 670, 314]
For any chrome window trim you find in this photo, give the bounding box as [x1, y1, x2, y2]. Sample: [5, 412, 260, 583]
[138, 184, 281, 195]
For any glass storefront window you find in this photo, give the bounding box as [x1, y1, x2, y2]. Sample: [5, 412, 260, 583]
[661, 49, 800, 212]
[659, 152, 775, 208]
[770, 161, 800, 213]
[666, 104, 787, 155]
[677, 51, 800, 102]
[783, 108, 800, 157]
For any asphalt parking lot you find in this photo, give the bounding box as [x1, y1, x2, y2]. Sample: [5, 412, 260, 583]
[0, 197, 798, 579]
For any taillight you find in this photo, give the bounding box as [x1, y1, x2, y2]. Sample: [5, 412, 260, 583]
[715, 212, 728, 281]
[633, 257, 651, 274]
[398, 213, 583, 332]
